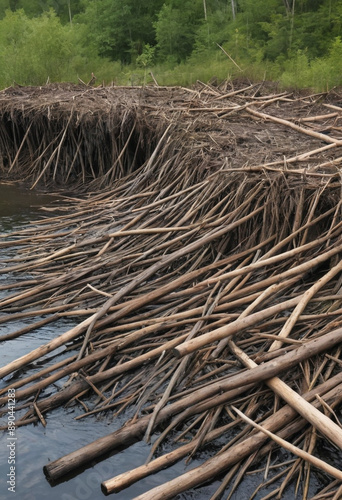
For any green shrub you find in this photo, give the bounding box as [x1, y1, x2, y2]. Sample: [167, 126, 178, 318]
[0, 9, 79, 86]
[279, 50, 311, 89]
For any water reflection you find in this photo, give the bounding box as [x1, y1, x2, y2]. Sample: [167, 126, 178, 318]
[0, 183, 54, 216]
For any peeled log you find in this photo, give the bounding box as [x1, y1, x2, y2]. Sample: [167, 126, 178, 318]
[129, 380, 342, 500]
[43, 325, 342, 482]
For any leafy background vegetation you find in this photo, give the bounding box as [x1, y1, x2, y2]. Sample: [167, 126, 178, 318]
[0, 0, 341, 90]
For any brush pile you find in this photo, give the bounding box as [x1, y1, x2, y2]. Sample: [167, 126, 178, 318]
[1, 81, 342, 499]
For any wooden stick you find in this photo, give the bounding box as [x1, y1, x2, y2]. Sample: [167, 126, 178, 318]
[101, 421, 235, 494]
[174, 296, 301, 358]
[269, 259, 342, 352]
[233, 406, 342, 480]
[76, 205, 264, 361]
[126, 381, 342, 500]
[173, 239, 342, 357]
[216, 43, 243, 71]
[33, 402, 47, 427]
[0, 314, 96, 379]
[246, 106, 342, 145]
[43, 327, 342, 481]
[228, 340, 342, 449]
[169, 229, 342, 303]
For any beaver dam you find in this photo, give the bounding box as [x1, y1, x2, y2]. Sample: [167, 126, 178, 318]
[1, 81, 342, 499]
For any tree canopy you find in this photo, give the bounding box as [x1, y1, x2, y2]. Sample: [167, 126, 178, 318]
[0, 0, 341, 89]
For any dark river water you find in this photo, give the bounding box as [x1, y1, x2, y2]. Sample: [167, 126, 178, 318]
[0, 184, 327, 500]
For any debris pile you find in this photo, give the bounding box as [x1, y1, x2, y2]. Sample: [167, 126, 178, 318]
[1, 81, 342, 499]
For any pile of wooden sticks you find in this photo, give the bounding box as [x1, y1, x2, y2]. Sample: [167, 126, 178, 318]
[1, 81, 342, 498]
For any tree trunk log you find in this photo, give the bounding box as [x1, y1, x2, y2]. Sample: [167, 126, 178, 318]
[43, 326, 342, 481]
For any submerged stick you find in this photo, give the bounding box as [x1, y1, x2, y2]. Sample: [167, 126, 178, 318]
[233, 406, 342, 481]
[228, 340, 342, 449]
[101, 421, 235, 494]
[129, 380, 342, 500]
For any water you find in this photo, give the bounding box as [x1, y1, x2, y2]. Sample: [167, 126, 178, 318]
[0, 184, 332, 500]
[0, 184, 210, 500]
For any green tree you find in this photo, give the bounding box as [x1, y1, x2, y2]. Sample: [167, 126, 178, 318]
[154, 0, 203, 62]
[136, 43, 156, 84]
[191, 6, 233, 60]
[0, 0, 84, 22]
[0, 9, 82, 86]
[10, 0, 43, 16]
[77, 0, 164, 63]
[0, 0, 10, 19]
[44, 1, 84, 24]
[0, 0, 341, 88]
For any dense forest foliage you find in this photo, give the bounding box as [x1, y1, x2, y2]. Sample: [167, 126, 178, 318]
[0, 0, 341, 89]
